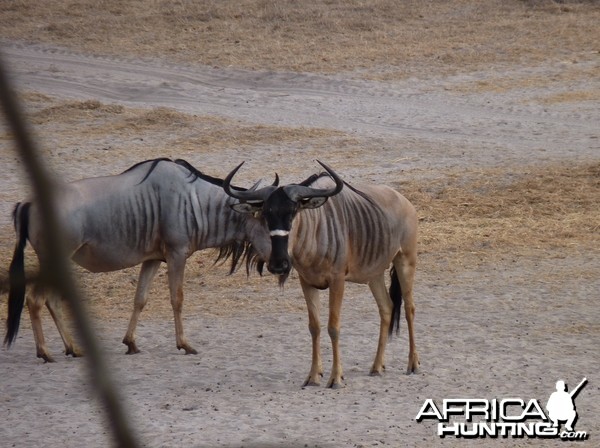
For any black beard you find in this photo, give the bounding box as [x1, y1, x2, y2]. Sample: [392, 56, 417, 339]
[278, 271, 289, 288]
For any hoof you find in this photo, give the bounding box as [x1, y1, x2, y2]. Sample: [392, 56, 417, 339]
[406, 353, 420, 374]
[326, 376, 345, 389]
[406, 364, 420, 375]
[370, 365, 385, 376]
[124, 344, 140, 355]
[302, 371, 323, 388]
[66, 347, 84, 358]
[179, 345, 198, 355]
[38, 353, 55, 363]
[302, 379, 321, 388]
[123, 339, 140, 355]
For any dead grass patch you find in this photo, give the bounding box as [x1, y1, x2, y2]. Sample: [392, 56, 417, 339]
[451, 64, 599, 94]
[402, 162, 600, 269]
[1, 1, 598, 79]
[9, 96, 344, 156]
[30, 99, 126, 124]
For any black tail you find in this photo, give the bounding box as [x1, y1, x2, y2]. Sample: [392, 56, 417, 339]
[388, 266, 403, 337]
[4, 202, 31, 347]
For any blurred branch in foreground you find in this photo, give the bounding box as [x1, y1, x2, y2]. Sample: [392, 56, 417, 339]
[0, 51, 140, 448]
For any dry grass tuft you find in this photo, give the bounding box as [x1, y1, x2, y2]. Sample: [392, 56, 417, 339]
[30, 99, 125, 124]
[452, 64, 599, 95]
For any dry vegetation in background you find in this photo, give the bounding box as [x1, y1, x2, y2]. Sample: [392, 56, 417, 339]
[1, 0, 599, 78]
[7, 96, 598, 263]
[405, 162, 600, 261]
[23, 94, 343, 152]
[2, 157, 598, 319]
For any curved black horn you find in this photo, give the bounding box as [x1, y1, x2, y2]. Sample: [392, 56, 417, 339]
[247, 172, 279, 192]
[222, 162, 247, 200]
[317, 160, 345, 193]
[223, 162, 277, 202]
[284, 160, 344, 200]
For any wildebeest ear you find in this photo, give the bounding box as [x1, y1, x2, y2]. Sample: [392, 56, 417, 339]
[299, 196, 328, 209]
[230, 202, 263, 214]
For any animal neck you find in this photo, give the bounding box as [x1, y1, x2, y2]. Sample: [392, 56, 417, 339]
[288, 196, 354, 272]
[189, 184, 247, 250]
[287, 206, 327, 266]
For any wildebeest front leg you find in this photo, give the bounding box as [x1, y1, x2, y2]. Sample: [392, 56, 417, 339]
[167, 254, 197, 355]
[368, 275, 392, 376]
[123, 260, 161, 354]
[300, 277, 323, 387]
[327, 278, 345, 389]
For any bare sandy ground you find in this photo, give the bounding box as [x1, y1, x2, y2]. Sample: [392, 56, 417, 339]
[0, 41, 599, 447]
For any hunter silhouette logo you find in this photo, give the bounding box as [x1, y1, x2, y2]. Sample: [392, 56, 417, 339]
[546, 378, 587, 433]
[416, 378, 589, 440]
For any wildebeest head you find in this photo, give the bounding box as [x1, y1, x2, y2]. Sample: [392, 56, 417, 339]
[223, 161, 344, 283]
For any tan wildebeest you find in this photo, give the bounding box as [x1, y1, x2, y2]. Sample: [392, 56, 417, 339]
[223, 161, 419, 388]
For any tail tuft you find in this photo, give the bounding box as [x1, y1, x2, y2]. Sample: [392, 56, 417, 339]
[388, 266, 403, 337]
[4, 202, 30, 347]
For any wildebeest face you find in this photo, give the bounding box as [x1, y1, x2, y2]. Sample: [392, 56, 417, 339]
[232, 188, 328, 278]
[223, 160, 344, 282]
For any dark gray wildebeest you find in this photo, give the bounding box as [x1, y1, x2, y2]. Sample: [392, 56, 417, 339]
[223, 161, 419, 388]
[4, 158, 271, 362]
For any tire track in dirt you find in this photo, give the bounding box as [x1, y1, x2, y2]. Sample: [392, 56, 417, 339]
[3, 41, 598, 170]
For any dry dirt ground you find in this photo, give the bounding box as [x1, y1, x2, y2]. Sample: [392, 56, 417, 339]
[0, 1, 599, 447]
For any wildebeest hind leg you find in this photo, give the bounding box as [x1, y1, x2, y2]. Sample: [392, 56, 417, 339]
[368, 274, 392, 376]
[26, 289, 54, 362]
[326, 278, 345, 389]
[393, 252, 419, 374]
[46, 295, 83, 357]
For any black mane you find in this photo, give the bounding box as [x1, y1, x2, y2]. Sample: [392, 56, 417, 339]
[302, 171, 377, 205]
[122, 158, 173, 184]
[122, 158, 246, 192]
[173, 159, 245, 192]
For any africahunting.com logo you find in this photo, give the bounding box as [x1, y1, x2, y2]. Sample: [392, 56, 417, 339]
[415, 378, 589, 441]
